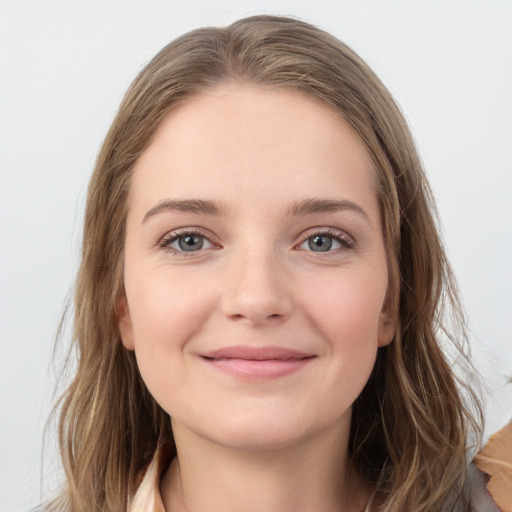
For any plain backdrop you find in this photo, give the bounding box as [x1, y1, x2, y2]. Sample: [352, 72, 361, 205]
[1, 1, 511, 510]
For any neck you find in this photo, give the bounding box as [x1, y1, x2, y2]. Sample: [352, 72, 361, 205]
[160, 419, 369, 512]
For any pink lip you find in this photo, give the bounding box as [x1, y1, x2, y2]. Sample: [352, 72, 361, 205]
[200, 346, 315, 379]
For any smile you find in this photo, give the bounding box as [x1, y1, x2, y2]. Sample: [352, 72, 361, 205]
[200, 346, 316, 379]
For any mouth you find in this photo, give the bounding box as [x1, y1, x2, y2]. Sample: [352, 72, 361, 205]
[200, 346, 316, 379]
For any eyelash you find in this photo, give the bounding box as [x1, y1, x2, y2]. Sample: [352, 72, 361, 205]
[158, 228, 217, 256]
[157, 227, 355, 257]
[295, 227, 355, 255]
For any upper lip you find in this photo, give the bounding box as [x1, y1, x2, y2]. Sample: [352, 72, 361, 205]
[200, 346, 314, 361]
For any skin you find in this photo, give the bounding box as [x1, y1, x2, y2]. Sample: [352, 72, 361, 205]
[118, 83, 395, 512]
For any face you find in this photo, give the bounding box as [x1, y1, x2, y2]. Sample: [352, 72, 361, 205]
[118, 84, 395, 451]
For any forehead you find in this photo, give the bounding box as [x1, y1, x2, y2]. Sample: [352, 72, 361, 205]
[129, 84, 378, 221]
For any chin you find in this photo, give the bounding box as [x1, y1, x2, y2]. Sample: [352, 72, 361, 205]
[194, 407, 348, 453]
[214, 423, 310, 452]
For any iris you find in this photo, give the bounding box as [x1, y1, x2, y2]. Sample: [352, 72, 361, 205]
[179, 234, 204, 251]
[308, 235, 333, 252]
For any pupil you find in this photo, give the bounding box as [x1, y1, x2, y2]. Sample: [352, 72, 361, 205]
[179, 235, 203, 251]
[309, 235, 332, 252]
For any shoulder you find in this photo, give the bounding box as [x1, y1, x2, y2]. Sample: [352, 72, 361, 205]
[464, 463, 502, 512]
[473, 421, 512, 512]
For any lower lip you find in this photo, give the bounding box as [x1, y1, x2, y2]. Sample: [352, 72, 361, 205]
[202, 357, 314, 379]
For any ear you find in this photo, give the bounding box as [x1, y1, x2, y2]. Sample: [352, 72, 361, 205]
[377, 295, 397, 347]
[117, 295, 135, 350]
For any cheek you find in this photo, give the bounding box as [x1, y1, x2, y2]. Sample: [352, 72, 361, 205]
[128, 267, 215, 345]
[298, 269, 386, 394]
[125, 268, 218, 401]
[303, 268, 387, 345]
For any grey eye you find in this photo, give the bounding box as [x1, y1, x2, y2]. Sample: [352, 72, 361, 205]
[308, 235, 334, 252]
[177, 234, 205, 251]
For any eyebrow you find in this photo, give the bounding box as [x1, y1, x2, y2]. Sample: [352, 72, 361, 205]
[286, 198, 370, 222]
[142, 197, 370, 225]
[142, 198, 230, 223]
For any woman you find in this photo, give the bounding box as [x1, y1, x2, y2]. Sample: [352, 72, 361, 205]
[41, 14, 508, 512]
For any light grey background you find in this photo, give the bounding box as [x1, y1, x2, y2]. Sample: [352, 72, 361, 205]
[1, 1, 511, 510]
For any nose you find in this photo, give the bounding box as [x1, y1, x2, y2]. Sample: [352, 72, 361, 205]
[220, 248, 293, 326]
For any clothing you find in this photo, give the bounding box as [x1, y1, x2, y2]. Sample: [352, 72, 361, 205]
[474, 422, 512, 511]
[129, 425, 512, 512]
[130, 443, 171, 512]
[28, 423, 512, 512]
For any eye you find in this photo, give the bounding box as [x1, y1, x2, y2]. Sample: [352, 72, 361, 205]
[307, 234, 338, 252]
[297, 229, 354, 253]
[158, 230, 215, 254]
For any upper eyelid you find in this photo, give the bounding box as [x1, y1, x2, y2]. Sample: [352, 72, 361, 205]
[159, 227, 217, 244]
[296, 226, 354, 242]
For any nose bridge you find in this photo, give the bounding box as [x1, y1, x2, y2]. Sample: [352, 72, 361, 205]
[221, 238, 292, 324]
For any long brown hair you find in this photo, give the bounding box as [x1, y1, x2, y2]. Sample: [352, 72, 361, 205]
[51, 15, 483, 511]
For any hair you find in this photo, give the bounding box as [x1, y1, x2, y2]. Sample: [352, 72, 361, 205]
[50, 14, 483, 512]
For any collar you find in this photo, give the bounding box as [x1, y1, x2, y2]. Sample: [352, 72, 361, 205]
[130, 443, 173, 512]
[129, 425, 511, 512]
